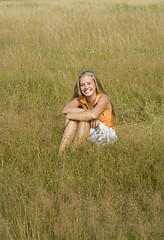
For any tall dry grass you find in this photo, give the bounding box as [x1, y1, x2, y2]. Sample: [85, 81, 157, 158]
[0, 0, 163, 239]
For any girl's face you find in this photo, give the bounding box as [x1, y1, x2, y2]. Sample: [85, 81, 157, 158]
[79, 75, 96, 97]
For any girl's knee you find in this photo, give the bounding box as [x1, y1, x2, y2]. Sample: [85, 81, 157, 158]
[66, 120, 78, 128]
[63, 120, 78, 136]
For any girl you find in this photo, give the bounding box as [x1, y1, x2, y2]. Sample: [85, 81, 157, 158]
[59, 71, 117, 153]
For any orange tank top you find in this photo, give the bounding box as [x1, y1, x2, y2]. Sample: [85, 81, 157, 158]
[79, 93, 115, 130]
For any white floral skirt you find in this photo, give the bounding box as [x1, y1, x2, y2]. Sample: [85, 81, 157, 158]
[88, 122, 117, 145]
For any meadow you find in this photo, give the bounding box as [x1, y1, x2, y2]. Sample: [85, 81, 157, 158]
[0, 0, 163, 239]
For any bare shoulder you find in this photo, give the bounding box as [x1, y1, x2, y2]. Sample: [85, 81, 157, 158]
[99, 94, 112, 108]
[99, 94, 110, 103]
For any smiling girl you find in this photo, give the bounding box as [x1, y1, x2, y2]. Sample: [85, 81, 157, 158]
[59, 71, 117, 153]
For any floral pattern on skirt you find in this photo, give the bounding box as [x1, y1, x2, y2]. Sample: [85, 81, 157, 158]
[88, 122, 117, 145]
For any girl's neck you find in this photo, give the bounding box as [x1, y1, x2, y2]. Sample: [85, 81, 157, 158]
[86, 92, 97, 104]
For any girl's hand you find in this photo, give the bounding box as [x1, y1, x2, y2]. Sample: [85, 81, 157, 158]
[91, 119, 100, 128]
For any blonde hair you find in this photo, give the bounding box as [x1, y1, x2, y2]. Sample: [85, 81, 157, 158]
[72, 71, 115, 116]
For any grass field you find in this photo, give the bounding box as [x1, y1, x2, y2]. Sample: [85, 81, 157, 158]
[0, 0, 163, 239]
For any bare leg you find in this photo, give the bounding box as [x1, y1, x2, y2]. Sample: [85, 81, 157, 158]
[59, 120, 78, 153]
[73, 121, 90, 148]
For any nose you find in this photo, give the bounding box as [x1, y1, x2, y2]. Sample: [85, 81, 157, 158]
[85, 86, 90, 91]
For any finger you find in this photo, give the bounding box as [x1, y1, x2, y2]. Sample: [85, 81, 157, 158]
[96, 121, 100, 127]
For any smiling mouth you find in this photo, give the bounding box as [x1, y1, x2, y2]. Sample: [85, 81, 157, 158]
[84, 89, 92, 93]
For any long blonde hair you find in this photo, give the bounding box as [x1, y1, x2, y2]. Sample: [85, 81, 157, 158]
[72, 71, 115, 116]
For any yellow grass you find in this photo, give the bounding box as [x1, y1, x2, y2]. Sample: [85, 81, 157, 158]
[0, 0, 163, 239]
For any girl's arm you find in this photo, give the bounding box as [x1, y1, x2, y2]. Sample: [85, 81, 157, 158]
[67, 95, 111, 122]
[62, 98, 87, 115]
